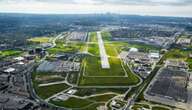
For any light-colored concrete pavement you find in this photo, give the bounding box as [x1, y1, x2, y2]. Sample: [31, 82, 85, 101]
[97, 31, 110, 69]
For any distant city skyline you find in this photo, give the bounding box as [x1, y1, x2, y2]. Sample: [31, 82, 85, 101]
[0, 0, 192, 17]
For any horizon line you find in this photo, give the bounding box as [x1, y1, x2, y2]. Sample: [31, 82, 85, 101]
[0, 11, 191, 18]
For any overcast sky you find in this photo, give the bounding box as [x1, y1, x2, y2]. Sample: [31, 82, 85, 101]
[0, 0, 192, 17]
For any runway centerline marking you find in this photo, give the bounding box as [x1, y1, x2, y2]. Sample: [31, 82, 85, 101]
[97, 31, 110, 69]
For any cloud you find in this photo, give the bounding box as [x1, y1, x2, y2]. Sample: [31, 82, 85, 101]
[0, 0, 192, 17]
[149, 0, 192, 6]
[0, 0, 191, 5]
[92, 0, 192, 6]
[0, 0, 192, 6]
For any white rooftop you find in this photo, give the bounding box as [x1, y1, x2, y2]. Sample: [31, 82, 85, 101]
[4, 67, 15, 73]
[17, 62, 25, 65]
[67, 89, 77, 94]
[149, 52, 160, 58]
[111, 100, 116, 106]
[129, 47, 138, 52]
[14, 57, 24, 61]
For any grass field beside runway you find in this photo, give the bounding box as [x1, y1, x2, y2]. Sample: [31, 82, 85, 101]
[32, 72, 70, 99]
[89, 32, 97, 42]
[104, 43, 119, 57]
[74, 88, 128, 97]
[50, 97, 93, 109]
[88, 43, 100, 56]
[80, 56, 139, 86]
[48, 40, 86, 54]
[84, 32, 126, 76]
[84, 56, 125, 76]
[0, 50, 22, 57]
[79, 32, 140, 86]
[0, 49, 23, 60]
[101, 31, 112, 41]
[35, 83, 70, 99]
[49, 93, 116, 110]
[27, 37, 52, 43]
[79, 76, 140, 86]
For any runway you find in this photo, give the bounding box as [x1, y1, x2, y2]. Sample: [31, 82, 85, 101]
[97, 31, 110, 69]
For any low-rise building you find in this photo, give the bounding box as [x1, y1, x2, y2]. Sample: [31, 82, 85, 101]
[0, 95, 34, 110]
[149, 51, 160, 59]
[0, 61, 15, 68]
[124, 50, 159, 78]
[4, 67, 15, 73]
[0, 83, 9, 91]
[176, 38, 191, 46]
[14, 57, 25, 61]
[165, 59, 188, 70]
[0, 74, 10, 82]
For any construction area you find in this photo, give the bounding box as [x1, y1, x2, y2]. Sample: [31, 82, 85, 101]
[37, 60, 80, 73]
[144, 59, 190, 109]
[66, 32, 88, 42]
